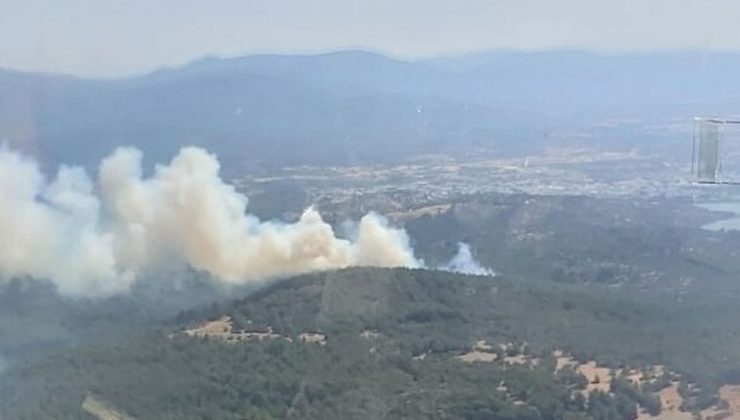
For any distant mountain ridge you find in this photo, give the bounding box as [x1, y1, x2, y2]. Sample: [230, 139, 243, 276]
[2, 50, 740, 170]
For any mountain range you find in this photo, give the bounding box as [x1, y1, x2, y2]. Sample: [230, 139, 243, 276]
[3, 50, 740, 171]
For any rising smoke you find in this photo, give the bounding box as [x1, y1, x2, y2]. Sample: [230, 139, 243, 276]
[441, 243, 495, 276]
[0, 146, 422, 297]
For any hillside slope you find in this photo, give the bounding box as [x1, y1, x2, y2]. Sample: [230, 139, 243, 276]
[4, 267, 740, 419]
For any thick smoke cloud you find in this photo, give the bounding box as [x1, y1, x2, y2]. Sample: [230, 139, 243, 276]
[0, 146, 421, 297]
[441, 242, 495, 276]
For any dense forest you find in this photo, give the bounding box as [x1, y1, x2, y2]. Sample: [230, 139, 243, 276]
[3, 266, 740, 419]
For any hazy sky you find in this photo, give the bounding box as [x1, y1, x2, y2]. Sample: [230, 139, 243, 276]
[2, 0, 740, 77]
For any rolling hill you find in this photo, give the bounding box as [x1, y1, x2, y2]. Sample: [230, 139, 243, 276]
[4, 266, 740, 419]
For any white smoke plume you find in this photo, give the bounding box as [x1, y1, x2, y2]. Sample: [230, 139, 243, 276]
[441, 242, 495, 276]
[0, 146, 421, 297]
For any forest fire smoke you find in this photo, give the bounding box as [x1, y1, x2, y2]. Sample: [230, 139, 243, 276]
[441, 242, 495, 276]
[0, 146, 421, 297]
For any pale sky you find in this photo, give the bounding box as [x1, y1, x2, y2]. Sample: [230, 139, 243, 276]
[2, 0, 740, 77]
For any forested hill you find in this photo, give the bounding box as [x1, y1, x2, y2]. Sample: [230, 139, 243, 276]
[5, 267, 740, 419]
